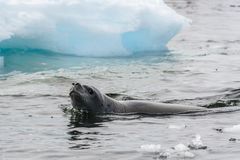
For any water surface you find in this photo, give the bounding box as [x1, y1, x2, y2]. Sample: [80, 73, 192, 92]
[1, 0, 240, 160]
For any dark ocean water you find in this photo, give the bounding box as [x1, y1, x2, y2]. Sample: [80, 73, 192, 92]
[1, 0, 240, 160]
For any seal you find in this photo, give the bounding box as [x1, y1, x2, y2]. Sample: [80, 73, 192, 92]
[69, 83, 206, 114]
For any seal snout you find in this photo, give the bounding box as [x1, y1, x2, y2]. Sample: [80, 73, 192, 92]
[72, 82, 82, 88]
[70, 83, 82, 96]
[71, 83, 84, 92]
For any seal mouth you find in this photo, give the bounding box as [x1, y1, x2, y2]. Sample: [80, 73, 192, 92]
[69, 90, 85, 109]
[70, 90, 93, 112]
[69, 89, 77, 97]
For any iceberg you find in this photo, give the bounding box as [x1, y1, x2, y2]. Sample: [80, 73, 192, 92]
[0, 0, 189, 56]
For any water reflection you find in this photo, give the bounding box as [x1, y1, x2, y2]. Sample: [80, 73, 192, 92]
[69, 144, 91, 150]
[61, 104, 145, 150]
[61, 106, 111, 150]
[60, 105, 111, 128]
[67, 129, 101, 150]
[68, 111, 106, 128]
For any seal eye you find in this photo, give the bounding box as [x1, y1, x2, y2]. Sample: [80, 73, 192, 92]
[88, 88, 94, 95]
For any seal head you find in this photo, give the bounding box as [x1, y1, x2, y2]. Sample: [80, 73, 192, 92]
[69, 83, 104, 113]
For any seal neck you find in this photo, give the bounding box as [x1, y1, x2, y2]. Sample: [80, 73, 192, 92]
[102, 95, 126, 113]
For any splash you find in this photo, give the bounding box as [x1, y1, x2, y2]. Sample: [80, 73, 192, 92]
[0, 0, 189, 56]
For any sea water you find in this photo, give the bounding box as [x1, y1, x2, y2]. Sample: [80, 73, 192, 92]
[1, 0, 240, 160]
[0, 56, 3, 68]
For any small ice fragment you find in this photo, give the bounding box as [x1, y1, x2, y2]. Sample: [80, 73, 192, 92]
[159, 150, 171, 158]
[183, 151, 195, 158]
[172, 144, 195, 158]
[188, 135, 207, 150]
[223, 124, 240, 133]
[168, 124, 187, 129]
[173, 143, 189, 152]
[140, 144, 162, 152]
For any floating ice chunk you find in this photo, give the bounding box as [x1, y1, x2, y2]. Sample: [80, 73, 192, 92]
[182, 151, 195, 158]
[140, 144, 162, 152]
[223, 124, 240, 133]
[168, 124, 187, 129]
[158, 150, 171, 159]
[140, 143, 195, 159]
[188, 135, 207, 150]
[171, 144, 195, 158]
[173, 143, 189, 152]
[0, 0, 189, 56]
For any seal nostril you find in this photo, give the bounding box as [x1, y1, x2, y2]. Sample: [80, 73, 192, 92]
[72, 83, 75, 85]
[74, 83, 83, 90]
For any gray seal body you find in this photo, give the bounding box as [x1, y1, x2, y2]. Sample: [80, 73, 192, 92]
[70, 83, 206, 114]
